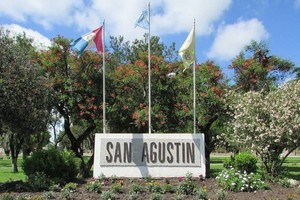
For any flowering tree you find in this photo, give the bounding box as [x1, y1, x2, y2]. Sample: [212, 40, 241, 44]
[38, 36, 104, 177]
[230, 40, 294, 92]
[195, 61, 228, 177]
[227, 80, 300, 177]
[107, 36, 191, 133]
[107, 36, 229, 178]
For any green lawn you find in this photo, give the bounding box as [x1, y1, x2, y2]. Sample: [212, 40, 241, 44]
[0, 155, 299, 183]
[282, 157, 300, 180]
[210, 156, 300, 180]
[0, 157, 26, 182]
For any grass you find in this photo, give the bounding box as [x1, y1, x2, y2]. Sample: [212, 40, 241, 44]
[210, 156, 300, 180]
[0, 157, 26, 182]
[0, 155, 299, 183]
[282, 157, 300, 180]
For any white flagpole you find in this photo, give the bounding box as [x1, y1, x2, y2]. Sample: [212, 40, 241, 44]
[102, 20, 106, 134]
[148, 2, 152, 134]
[193, 19, 196, 134]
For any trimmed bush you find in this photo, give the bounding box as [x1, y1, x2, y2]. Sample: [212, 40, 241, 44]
[224, 152, 258, 173]
[22, 148, 80, 185]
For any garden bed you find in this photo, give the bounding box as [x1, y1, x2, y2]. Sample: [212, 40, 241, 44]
[0, 177, 299, 200]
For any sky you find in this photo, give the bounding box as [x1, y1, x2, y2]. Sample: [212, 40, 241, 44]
[0, 0, 299, 80]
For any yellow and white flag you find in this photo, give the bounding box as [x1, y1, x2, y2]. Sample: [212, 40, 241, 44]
[179, 27, 195, 71]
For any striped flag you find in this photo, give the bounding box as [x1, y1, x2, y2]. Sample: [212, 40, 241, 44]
[135, 10, 149, 29]
[71, 26, 103, 57]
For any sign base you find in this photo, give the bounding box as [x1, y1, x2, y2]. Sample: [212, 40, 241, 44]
[93, 133, 205, 178]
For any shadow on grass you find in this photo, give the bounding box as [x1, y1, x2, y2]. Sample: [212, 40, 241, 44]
[286, 166, 300, 180]
[0, 180, 31, 193]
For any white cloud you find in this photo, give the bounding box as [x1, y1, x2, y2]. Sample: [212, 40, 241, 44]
[0, 0, 232, 41]
[2, 24, 51, 49]
[0, 0, 84, 29]
[207, 18, 269, 61]
[295, 0, 300, 9]
[86, 0, 232, 40]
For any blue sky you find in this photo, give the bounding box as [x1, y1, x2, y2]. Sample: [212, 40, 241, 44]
[0, 0, 299, 80]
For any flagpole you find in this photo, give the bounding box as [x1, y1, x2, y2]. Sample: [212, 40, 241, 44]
[102, 20, 106, 134]
[148, 2, 151, 134]
[193, 19, 196, 134]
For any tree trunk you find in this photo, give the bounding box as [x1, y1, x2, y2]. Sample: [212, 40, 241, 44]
[198, 114, 218, 178]
[81, 153, 94, 178]
[61, 113, 96, 177]
[204, 132, 212, 178]
[22, 143, 29, 161]
[11, 153, 18, 173]
[9, 138, 18, 173]
[205, 148, 211, 178]
[9, 133, 24, 173]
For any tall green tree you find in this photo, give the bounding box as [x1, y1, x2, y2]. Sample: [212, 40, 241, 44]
[195, 61, 228, 177]
[38, 36, 104, 177]
[230, 40, 294, 92]
[107, 35, 188, 133]
[0, 28, 51, 172]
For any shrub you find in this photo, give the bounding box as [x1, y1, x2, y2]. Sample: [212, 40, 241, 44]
[129, 183, 143, 194]
[194, 187, 208, 200]
[149, 193, 163, 200]
[215, 189, 228, 200]
[17, 194, 30, 200]
[174, 194, 185, 200]
[27, 171, 52, 191]
[101, 191, 116, 200]
[22, 148, 80, 185]
[2, 194, 14, 200]
[146, 181, 162, 193]
[49, 184, 61, 192]
[44, 191, 55, 199]
[110, 182, 123, 193]
[61, 182, 77, 199]
[216, 167, 269, 192]
[63, 182, 78, 192]
[224, 152, 258, 173]
[31, 195, 43, 200]
[86, 180, 102, 193]
[278, 178, 292, 188]
[144, 175, 152, 182]
[128, 192, 139, 200]
[161, 183, 176, 194]
[177, 172, 197, 195]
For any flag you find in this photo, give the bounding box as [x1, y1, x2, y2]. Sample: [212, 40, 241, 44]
[135, 10, 149, 29]
[71, 26, 103, 57]
[179, 27, 195, 71]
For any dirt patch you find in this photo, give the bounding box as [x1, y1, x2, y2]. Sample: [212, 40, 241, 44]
[0, 177, 299, 200]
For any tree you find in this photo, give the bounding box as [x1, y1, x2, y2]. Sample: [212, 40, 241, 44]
[194, 61, 228, 177]
[0, 28, 51, 172]
[39, 33, 229, 178]
[227, 80, 300, 177]
[38, 36, 104, 177]
[230, 40, 294, 92]
[107, 35, 190, 133]
[103, 36, 229, 178]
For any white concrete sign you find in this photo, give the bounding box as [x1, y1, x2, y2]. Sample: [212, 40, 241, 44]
[93, 133, 205, 178]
